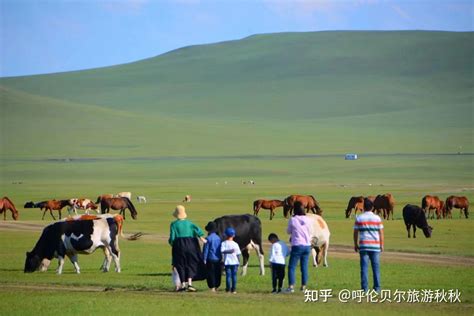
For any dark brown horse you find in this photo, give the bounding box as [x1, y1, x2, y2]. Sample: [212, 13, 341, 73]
[374, 193, 395, 220]
[0, 197, 19, 220]
[40, 199, 70, 220]
[421, 195, 445, 219]
[283, 195, 323, 218]
[100, 197, 137, 220]
[253, 199, 284, 220]
[445, 196, 469, 219]
[345, 196, 364, 218]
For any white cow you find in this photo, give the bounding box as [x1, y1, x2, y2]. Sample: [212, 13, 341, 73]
[306, 214, 330, 267]
[137, 196, 147, 203]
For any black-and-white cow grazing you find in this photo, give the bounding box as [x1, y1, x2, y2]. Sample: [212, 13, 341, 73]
[402, 204, 433, 238]
[24, 214, 122, 274]
[213, 214, 264, 276]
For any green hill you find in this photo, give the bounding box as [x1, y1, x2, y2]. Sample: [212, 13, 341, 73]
[1, 31, 473, 159]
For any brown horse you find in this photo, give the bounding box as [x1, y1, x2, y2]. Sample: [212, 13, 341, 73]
[39, 199, 71, 220]
[345, 196, 364, 218]
[283, 195, 323, 218]
[253, 199, 284, 220]
[100, 197, 137, 220]
[445, 196, 469, 219]
[0, 197, 19, 220]
[374, 193, 395, 220]
[421, 195, 445, 219]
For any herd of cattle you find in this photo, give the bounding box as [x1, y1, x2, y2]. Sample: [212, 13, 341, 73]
[0, 191, 470, 276]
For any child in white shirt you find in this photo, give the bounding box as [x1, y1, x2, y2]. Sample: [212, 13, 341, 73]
[221, 227, 241, 293]
[268, 233, 290, 293]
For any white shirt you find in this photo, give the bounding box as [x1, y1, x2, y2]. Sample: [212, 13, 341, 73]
[269, 240, 289, 265]
[221, 240, 241, 265]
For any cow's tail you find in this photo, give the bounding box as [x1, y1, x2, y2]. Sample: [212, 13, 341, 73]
[113, 214, 125, 237]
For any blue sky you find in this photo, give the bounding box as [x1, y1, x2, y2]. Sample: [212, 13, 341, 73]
[1, 0, 473, 77]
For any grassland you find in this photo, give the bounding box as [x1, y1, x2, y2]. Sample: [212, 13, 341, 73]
[0, 31, 473, 315]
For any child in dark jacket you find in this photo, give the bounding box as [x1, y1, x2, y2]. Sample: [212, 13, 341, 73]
[203, 221, 222, 291]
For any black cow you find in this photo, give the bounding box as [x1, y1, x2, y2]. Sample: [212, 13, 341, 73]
[24, 214, 122, 274]
[213, 214, 265, 276]
[402, 204, 433, 238]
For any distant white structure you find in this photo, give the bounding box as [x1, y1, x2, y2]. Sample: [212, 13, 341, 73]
[345, 154, 358, 160]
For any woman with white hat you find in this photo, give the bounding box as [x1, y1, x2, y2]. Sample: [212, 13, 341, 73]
[169, 205, 206, 292]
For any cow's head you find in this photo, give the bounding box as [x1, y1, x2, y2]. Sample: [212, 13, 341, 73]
[24, 251, 41, 273]
[422, 225, 433, 238]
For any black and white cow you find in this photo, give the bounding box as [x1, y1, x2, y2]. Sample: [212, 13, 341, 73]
[213, 214, 265, 276]
[24, 214, 122, 274]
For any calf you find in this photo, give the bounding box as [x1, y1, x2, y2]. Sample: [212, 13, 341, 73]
[213, 214, 264, 276]
[24, 214, 122, 274]
[402, 204, 433, 238]
[306, 214, 331, 267]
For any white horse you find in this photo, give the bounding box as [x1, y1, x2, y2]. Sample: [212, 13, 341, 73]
[137, 196, 147, 203]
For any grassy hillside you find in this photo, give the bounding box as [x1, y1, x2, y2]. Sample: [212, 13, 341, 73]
[1, 31, 473, 159]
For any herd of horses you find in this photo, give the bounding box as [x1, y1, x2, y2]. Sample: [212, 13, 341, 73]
[253, 193, 469, 220]
[3, 193, 138, 221]
[0, 191, 470, 223]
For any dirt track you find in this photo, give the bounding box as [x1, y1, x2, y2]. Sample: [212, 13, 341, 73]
[2, 221, 473, 267]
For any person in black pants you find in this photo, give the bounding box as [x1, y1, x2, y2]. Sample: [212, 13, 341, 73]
[203, 221, 222, 291]
[268, 233, 290, 293]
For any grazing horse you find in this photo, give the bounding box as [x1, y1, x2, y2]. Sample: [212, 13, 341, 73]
[374, 193, 395, 220]
[345, 196, 364, 218]
[41, 200, 70, 220]
[100, 197, 137, 220]
[421, 195, 445, 219]
[445, 196, 469, 219]
[253, 199, 284, 220]
[0, 197, 19, 220]
[283, 195, 322, 218]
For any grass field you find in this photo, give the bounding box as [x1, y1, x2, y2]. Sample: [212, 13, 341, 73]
[1, 155, 473, 315]
[0, 31, 473, 315]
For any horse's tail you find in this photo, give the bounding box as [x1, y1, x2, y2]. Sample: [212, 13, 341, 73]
[123, 197, 138, 219]
[253, 200, 260, 212]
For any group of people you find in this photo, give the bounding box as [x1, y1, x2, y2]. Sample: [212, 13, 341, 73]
[168, 198, 384, 294]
